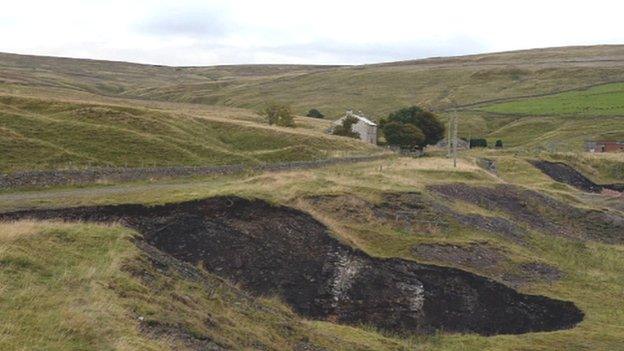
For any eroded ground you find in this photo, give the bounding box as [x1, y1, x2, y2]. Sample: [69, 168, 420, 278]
[0, 196, 583, 336]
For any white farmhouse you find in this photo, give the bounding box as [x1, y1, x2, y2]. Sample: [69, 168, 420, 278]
[332, 110, 378, 145]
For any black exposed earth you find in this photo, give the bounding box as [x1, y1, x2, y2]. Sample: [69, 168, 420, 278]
[0, 195, 586, 336]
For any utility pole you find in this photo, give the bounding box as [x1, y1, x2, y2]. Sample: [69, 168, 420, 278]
[447, 116, 452, 158]
[452, 109, 458, 168]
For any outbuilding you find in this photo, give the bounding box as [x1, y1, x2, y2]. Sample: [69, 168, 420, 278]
[332, 110, 378, 145]
[585, 140, 624, 153]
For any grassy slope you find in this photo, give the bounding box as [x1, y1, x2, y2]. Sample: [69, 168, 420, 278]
[480, 82, 624, 117]
[0, 94, 375, 172]
[444, 82, 624, 150]
[3, 45, 624, 152]
[1, 154, 624, 350]
[0, 220, 415, 351]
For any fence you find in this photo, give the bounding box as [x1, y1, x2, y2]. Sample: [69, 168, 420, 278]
[0, 154, 390, 189]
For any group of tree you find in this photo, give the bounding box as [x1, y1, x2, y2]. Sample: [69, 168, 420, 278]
[260, 102, 296, 127]
[469, 139, 504, 148]
[380, 106, 445, 149]
[469, 138, 488, 148]
[332, 115, 360, 138]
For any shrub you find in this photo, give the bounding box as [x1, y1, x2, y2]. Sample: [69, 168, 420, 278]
[495, 140, 503, 148]
[470, 138, 488, 148]
[382, 122, 425, 149]
[332, 116, 360, 139]
[260, 102, 296, 127]
[380, 106, 444, 147]
[306, 108, 324, 118]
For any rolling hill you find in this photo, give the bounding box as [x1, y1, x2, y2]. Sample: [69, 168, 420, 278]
[2, 45, 624, 351]
[2, 45, 624, 156]
[0, 94, 375, 173]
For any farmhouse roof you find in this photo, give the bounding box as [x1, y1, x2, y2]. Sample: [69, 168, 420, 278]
[333, 110, 377, 126]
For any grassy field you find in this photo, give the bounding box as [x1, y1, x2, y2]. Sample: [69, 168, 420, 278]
[1, 155, 624, 350]
[0, 94, 375, 172]
[1, 45, 624, 350]
[479, 82, 624, 116]
[3, 45, 624, 154]
[3, 46, 624, 118]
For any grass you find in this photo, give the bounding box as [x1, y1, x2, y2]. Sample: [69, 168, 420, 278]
[0, 94, 376, 172]
[1, 154, 624, 350]
[4, 46, 624, 156]
[0, 221, 161, 350]
[480, 82, 624, 117]
[2, 45, 624, 350]
[0, 220, 424, 350]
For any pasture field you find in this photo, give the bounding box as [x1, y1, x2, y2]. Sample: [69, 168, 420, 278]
[479, 82, 624, 116]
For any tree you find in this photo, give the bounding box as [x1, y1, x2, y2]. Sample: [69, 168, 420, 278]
[306, 108, 324, 119]
[469, 138, 488, 148]
[380, 106, 445, 146]
[332, 116, 360, 139]
[380, 106, 444, 147]
[260, 102, 296, 127]
[382, 121, 425, 149]
[495, 140, 503, 148]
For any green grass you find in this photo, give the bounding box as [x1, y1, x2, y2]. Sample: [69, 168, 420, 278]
[480, 82, 624, 116]
[0, 95, 376, 172]
[0, 220, 422, 350]
[1, 155, 624, 350]
[4, 46, 624, 155]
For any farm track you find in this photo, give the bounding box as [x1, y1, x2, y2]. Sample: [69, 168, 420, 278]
[0, 154, 390, 189]
[0, 154, 390, 210]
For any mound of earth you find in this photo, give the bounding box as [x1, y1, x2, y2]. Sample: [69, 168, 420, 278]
[530, 160, 624, 193]
[412, 243, 563, 287]
[0, 197, 583, 336]
[428, 183, 624, 244]
[306, 192, 527, 243]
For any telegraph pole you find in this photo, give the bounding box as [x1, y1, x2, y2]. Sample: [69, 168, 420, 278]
[452, 109, 458, 168]
[447, 116, 452, 158]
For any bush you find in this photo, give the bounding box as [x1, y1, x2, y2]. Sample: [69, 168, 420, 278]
[495, 140, 503, 148]
[332, 116, 360, 139]
[382, 122, 425, 149]
[470, 138, 488, 148]
[260, 102, 295, 127]
[380, 106, 444, 147]
[306, 108, 324, 119]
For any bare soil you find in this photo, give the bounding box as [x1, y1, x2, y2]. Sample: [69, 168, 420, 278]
[412, 243, 563, 288]
[428, 183, 624, 244]
[0, 197, 583, 336]
[530, 160, 624, 193]
[306, 192, 527, 243]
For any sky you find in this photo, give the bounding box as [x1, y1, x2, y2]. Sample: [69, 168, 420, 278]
[1, 0, 623, 66]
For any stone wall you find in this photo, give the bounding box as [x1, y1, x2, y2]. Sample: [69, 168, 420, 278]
[0, 155, 387, 189]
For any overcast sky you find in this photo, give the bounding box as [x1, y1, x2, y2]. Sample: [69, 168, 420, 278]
[2, 0, 623, 66]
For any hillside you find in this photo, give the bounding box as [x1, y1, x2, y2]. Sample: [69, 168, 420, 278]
[2, 45, 624, 153]
[0, 94, 375, 173]
[1, 154, 624, 350]
[3, 45, 624, 116]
